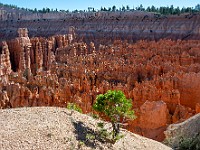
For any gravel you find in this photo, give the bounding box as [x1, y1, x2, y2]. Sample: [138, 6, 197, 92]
[0, 107, 172, 150]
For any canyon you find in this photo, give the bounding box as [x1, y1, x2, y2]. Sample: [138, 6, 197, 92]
[0, 6, 200, 142]
[0, 27, 200, 142]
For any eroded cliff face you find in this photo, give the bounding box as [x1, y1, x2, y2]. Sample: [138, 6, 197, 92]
[0, 10, 200, 42]
[1, 28, 200, 141]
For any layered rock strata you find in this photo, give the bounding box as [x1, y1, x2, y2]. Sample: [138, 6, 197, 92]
[0, 10, 200, 42]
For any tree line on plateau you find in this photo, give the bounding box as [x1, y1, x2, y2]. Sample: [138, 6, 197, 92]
[0, 2, 200, 15]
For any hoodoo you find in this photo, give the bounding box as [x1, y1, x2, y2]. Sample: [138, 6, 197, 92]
[1, 28, 200, 141]
[1, 3, 200, 148]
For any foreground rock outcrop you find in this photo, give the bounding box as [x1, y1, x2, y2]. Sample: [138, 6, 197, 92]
[0, 107, 172, 150]
[1, 28, 200, 141]
[164, 113, 200, 149]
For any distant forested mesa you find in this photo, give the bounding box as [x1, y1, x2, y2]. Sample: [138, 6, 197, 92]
[0, 2, 200, 15]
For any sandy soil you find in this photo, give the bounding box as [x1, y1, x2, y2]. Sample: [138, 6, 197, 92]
[0, 107, 172, 150]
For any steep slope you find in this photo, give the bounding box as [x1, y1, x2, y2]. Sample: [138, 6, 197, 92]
[0, 5, 200, 42]
[0, 107, 172, 150]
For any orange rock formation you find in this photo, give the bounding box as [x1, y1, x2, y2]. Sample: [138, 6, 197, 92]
[1, 28, 200, 141]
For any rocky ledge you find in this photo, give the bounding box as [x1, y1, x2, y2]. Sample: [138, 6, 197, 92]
[0, 107, 172, 150]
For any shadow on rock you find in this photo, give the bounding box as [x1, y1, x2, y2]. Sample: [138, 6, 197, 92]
[73, 121, 100, 148]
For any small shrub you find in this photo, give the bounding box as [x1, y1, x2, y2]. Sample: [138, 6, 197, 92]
[67, 103, 82, 113]
[86, 133, 95, 141]
[179, 134, 200, 150]
[93, 90, 136, 140]
[99, 129, 109, 141]
[97, 122, 104, 128]
[97, 122, 123, 143]
[77, 141, 85, 148]
[97, 122, 110, 142]
[114, 133, 124, 141]
[91, 113, 99, 119]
